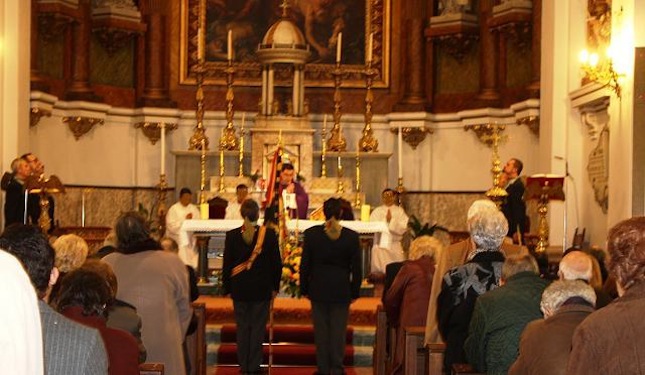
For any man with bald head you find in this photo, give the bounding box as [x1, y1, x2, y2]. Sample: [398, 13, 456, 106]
[559, 250, 611, 308]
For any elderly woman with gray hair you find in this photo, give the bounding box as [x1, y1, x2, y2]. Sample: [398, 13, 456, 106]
[509, 280, 595, 375]
[436, 208, 508, 371]
[384, 236, 443, 375]
[568, 217, 645, 374]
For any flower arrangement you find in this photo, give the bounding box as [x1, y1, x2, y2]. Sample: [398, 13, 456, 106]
[281, 235, 303, 298]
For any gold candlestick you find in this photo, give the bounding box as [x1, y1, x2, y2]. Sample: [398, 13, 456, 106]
[189, 0, 208, 151]
[238, 114, 245, 177]
[199, 139, 207, 204]
[354, 147, 361, 208]
[480, 123, 509, 207]
[219, 148, 225, 192]
[360, 61, 379, 152]
[327, 63, 347, 152]
[321, 114, 327, 178]
[158, 173, 168, 234]
[336, 154, 344, 193]
[220, 60, 239, 151]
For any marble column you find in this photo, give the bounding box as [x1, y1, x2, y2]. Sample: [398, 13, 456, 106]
[395, 18, 427, 111]
[528, 0, 541, 95]
[477, 0, 500, 102]
[267, 66, 275, 115]
[65, 0, 100, 101]
[30, 0, 48, 91]
[140, 5, 174, 107]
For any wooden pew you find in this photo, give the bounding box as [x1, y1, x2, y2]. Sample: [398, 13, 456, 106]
[374, 306, 388, 375]
[139, 363, 164, 375]
[403, 326, 426, 375]
[451, 363, 484, 375]
[426, 342, 446, 375]
[186, 302, 206, 375]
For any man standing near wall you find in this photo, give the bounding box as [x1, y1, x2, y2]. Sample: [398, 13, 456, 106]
[501, 158, 527, 243]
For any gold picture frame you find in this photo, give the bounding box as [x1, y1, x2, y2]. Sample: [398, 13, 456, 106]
[179, 0, 390, 88]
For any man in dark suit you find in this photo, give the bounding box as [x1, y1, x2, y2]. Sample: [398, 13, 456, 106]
[501, 158, 527, 243]
[301, 198, 362, 375]
[4, 158, 32, 227]
[0, 224, 108, 375]
[222, 199, 282, 375]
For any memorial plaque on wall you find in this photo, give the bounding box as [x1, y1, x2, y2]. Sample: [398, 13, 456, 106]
[587, 129, 609, 213]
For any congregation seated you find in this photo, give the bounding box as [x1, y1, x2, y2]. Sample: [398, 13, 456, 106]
[49, 234, 90, 301]
[436, 206, 508, 371]
[103, 212, 193, 375]
[509, 280, 595, 375]
[558, 250, 613, 308]
[53, 268, 140, 375]
[82, 259, 147, 363]
[383, 236, 443, 374]
[0, 224, 109, 374]
[567, 217, 645, 374]
[464, 253, 549, 374]
[425, 199, 527, 346]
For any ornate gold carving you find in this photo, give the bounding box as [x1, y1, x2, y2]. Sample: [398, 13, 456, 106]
[516, 115, 540, 137]
[38, 13, 74, 43]
[134, 122, 178, 145]
[390, 126, 433, 150]
[93, 27, 140, 55]
[30, 107, 52, 128]
[62, 116, 104, 140]
[464, 123, 507, 147]
[434, 34, 480, 61]
[360, 63, 379, 152]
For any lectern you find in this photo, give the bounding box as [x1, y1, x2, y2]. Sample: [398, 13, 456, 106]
[524, 175, 565, 253]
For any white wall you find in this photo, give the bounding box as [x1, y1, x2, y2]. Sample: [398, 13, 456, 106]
[1, 0, 31, 228]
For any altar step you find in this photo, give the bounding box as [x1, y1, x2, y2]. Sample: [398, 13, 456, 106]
[207, 324, 375, 368]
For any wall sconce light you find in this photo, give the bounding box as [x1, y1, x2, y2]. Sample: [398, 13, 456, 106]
[579, 49, 623, 98]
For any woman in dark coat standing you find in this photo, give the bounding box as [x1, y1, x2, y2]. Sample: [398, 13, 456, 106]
[300, 198, 362, 375]
[222, 199, 282, 375]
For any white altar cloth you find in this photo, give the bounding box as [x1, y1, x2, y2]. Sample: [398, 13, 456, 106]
[178, 219, 391, 268]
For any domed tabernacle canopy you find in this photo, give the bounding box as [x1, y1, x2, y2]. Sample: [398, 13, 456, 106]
[257, 0, 310, 117]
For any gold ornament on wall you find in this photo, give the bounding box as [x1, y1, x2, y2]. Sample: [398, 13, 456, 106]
[63, 116, 104, 140]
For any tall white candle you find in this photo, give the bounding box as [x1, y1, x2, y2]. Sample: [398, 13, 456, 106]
[367, 33, 374, 63]
[160, 123, 166, 176]
[81, 191, 86, 227]
[227, 29, 233, 61]
[398, 126, 403, 179]
[336, 32, 343, 63]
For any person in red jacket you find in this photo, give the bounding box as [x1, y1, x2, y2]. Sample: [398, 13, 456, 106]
[53, 267, 140, 375]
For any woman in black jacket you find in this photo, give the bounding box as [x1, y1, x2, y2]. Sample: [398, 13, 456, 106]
[300, 198, 362, 375]
[222, 199, 282, 375]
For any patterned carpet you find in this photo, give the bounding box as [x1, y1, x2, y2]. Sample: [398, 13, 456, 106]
[198, 296, 380, 326]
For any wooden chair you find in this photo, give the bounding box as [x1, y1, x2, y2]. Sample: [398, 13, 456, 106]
[186, 302, 206, 375]
[426, 342, 446, 375]
[374, 306, 388, 375]
[402, 326, 426, 375]
[208, 196, 228, 219]
[139, 363, 164, 375]
[571, 227, 586, 249]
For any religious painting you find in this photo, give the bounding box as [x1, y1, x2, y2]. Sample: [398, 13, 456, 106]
[180, 0, 390, 88]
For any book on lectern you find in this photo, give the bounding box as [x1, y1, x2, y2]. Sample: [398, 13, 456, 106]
[524, 174, 566, 201]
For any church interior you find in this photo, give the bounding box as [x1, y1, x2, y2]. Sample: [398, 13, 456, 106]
[1, 0, 645, 374]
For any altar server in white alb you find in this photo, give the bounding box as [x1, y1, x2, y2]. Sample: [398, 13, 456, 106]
[225, 184, 249, 220]
[370, 188, 409, 274]
[166, 188, 201, 244]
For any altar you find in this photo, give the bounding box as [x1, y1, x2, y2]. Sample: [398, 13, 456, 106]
[178, 219, 390, 282]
